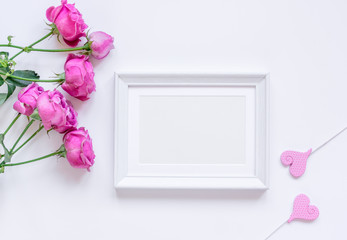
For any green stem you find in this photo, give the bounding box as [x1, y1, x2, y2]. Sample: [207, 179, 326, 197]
[0, 44, 89, 53]
[0, 70, 63, 83]
[3, 151, 63, 167]
[3, 113, 21, 136]
[10, 119, 34, 154]
[28, 45, 89, 52]
[29, 32, 54, 48]
[10, 31, 54, 60]
[12, 125, 44, 154]
[0, 44, 23, 50]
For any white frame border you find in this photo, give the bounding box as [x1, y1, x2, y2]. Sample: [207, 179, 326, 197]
[114, 73, 269, 190]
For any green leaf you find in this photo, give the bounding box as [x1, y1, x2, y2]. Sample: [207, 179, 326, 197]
[0, 76, 4, 87]
[0, 65, 10, 74]
[0, 93, 7, 105]
[6, 78, 31, 87]
[0, 138, 11, 163]
[0, 166, 4, 174]
[7, 83, 16, 98]
[56, 144, 67, 158]
[0, 61, 6, 68]
[4, 149, 11, 163]
[12, 70, 40, 79]
[0, 52, 9, 60]
[29, 109, 41, 121]
[7, 70, 40, 87]
[7, 36, 13, 45]
[0, 83, 16, 106]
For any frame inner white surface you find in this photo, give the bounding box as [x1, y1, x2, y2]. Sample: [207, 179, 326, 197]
[139, 95, 247, 165]
[115, 73, 268, 190]
[128, 86, 255, 177]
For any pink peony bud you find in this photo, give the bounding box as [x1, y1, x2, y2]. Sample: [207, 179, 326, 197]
[46, 0, 88, 47]
[37, 89, 78, 133]
[63, 127, 95, 170]
[61, 54, 96, 101]
[13, 83, 44, 116]
[89, 31, 114, 59]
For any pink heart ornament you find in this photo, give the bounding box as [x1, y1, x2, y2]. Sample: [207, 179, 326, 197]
[288, 194, 319, 223]
[280, 149, 312, 177]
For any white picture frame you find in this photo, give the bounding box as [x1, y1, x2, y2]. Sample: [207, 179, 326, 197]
[114, 73, 269, 190]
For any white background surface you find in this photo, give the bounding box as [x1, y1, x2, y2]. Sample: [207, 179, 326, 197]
[1, 0, 347, 239]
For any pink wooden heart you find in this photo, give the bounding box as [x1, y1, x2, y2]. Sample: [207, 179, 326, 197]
[280, 149, 312, 177]
[288, 194, 319, 223]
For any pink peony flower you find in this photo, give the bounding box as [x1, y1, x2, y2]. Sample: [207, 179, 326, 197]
[13, 83, 44, 116]
[61, 54, 95, 101]
[89, 31, 114, 59]
[37, 89, 78, 133]
[63, 127, 95, 170]
[46, 0, 88, 47]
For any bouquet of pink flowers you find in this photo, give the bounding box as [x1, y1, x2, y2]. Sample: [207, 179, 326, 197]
[0, 0, 114, 173]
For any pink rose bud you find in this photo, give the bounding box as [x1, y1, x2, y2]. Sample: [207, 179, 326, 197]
[89, 31, 114, 59]
[37, 89, 78, 133]
[13, 83, 44, 116]
[46, 0, 88, 47]
[63, 127, 95, 170]
[61, 54, 95, 101]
